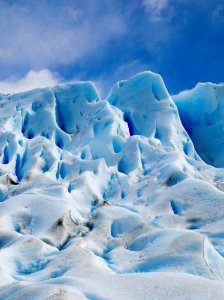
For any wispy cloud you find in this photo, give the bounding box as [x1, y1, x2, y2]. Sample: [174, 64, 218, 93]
[0, 1, 127, 77]
[0, 69, 59, 94]
[143, 0, 170, 21]
[212, 3, 224, 23]
[0, 0, 223, 96]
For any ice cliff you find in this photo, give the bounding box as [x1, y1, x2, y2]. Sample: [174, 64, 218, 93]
[174, 83, 224, 168]
[0, 71, 224, 299]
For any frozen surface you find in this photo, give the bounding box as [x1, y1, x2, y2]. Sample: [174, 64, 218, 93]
[0, 72, 224, 299]
[173, 83, 224, 167]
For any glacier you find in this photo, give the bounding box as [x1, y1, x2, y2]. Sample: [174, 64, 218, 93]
[174, 83, 224, 168]
[0, 71, 224, 299]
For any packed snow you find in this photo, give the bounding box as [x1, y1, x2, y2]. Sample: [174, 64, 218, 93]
[0, 71, 224, 299]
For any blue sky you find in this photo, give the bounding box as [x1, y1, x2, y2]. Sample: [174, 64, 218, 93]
[0, 0, 224, 97]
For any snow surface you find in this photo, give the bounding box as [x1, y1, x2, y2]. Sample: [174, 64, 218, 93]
[0, 71, 224, 299]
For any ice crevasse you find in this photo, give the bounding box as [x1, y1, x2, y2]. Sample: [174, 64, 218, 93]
[0, 71, 224, 299]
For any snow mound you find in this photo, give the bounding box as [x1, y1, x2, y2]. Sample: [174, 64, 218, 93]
[0, 72, 224, 299]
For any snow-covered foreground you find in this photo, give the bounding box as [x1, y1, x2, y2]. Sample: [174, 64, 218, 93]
[0, 71, 224, 299]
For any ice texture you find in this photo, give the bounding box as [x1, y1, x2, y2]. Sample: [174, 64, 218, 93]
[0, 72, 224, 299]
[173, 83, 224, 167]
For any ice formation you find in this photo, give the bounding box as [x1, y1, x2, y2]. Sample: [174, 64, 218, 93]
[0, 71, 224, 299]
[174, 83, 224, 168]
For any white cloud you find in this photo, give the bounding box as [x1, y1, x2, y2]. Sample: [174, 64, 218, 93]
[0, 69, 59, 94]
[143, 0, 169, 21]
[0, 1, 127, 74]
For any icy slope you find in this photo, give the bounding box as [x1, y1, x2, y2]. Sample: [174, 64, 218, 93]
[173, 83, 224, 167]
[0, 72, 224, 299]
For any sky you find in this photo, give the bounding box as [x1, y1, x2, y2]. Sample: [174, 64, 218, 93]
[0, 0, 224, 97]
